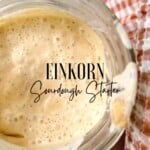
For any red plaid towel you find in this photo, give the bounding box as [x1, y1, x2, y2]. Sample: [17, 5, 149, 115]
[103, 0, 150, 149]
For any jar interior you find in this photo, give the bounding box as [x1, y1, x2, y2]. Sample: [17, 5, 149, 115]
[0, 0, 135, 150]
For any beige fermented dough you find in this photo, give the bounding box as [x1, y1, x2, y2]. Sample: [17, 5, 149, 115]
[0, 8, 106, 148]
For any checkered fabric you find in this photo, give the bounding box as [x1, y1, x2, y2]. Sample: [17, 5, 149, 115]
[103, 0, 150, 149]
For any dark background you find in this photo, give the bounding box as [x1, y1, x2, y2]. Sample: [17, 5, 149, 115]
[111, 133, 125, 150]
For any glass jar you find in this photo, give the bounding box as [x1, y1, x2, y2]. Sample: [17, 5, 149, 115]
[0, 0, 137, 150]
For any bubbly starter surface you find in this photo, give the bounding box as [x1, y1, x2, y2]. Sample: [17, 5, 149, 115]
[0, 8, 106, 149]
